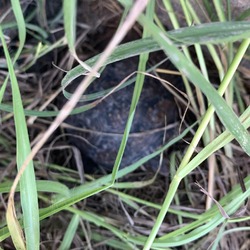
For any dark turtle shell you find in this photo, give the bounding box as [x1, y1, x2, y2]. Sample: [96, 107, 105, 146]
[63, 58, 178, 172]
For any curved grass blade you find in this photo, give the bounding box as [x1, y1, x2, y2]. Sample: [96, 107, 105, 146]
[5, 206, 26, 250]
[63, 0, 98, 76]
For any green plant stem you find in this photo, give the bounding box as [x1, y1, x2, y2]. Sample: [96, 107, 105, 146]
[213, 0, 226, 22]
[163, 0, 200, 114]
[111, 0, 155, 180]
[186, 0, 225, 79]
[180, 0, 210, 144]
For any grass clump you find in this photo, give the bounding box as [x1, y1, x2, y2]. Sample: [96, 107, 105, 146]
[0, 0, 250, 249]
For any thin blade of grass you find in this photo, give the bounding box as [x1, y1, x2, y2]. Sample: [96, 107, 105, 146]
[0, 27, 40, 249]
[111, 0, 155, 179]
[0, 180, 70, 196]
[63, 0, 76, 50]
[59, 214, 80, 250]
[91, 232, 135, 250]
[0, 78, 8, 104]
[10, 0, 26, 62]
[168, 21, 250, 44]
[177, 38, 250, 175]
[178, 106, 250, 178]
[61, 21, 250, 101]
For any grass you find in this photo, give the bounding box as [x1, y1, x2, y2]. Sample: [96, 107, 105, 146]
[0, 0, 250, 249]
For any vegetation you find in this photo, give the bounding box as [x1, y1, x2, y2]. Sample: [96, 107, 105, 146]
[0, 0, 249, 249]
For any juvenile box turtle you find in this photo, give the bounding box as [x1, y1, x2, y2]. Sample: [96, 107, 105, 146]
[62, 58, 179, 173]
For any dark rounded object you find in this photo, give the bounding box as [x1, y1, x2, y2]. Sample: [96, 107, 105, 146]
[64, 58, 178, 172]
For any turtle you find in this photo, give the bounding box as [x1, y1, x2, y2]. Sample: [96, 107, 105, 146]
[62, 57, 179, 173]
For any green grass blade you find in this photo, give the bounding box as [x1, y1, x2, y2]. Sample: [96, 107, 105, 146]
[63, 0, 96, 75]
[111, 0, 155, 180]
[91, 232, 135, 250]
[10, 0, 26, 62]
[0, 180, 70, 196]
[0, 78, 8, 104]
[59, 214, 80, 250]
[168, 21, 250, 44]
[63, 0, 76, 53]
[0, 27, 40, 250]
[213, 0, 226, 21]
[51, 177, 250, 248]
[178, 106, 250, 177]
